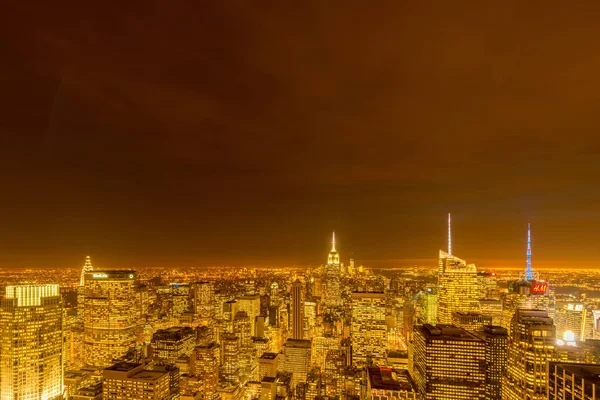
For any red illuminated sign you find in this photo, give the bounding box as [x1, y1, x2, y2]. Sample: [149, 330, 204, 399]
[531, 283, 548, 294]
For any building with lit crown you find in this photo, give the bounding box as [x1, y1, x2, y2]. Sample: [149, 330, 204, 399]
[0, 284, 64, 400]
[323, 232, 342, 307]
[437, 250, 480, 324]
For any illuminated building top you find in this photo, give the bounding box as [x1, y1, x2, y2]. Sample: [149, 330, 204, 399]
[80, 255, 94, 286]
[4, 284, 59, 307]
[327, 231, 340, 265]
[85, 270, 136, 280]
[525, 223, 533, 281]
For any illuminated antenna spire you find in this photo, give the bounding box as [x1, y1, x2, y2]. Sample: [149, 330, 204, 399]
[448, 213, 452, 255]
[331, 231, 336, 251]
[525, 223, 533, 281]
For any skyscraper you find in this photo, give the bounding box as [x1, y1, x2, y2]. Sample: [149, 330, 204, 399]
[412, 324, 486, 399]
[451, 311, 492, 332]
[324, 232, 342, 307]
[437, 250, 480, 324]
[292, 279, 304, 340]
[351, 292, 387, 367]
[502, 224, 556, 328]
[474, 325, 508, 400]
[0, 285, 64, 400]
[548, 362, 600, 400]
[502, 309, 556, 400]
[77, 255, 93, 320]
[83, 270, 137, 368]
[191, 281, 214, 325]
[102, 362, 175, 400]
[280, 339, 312, 392]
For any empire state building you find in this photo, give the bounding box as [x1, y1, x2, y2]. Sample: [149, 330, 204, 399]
[324, 232, 342, 307]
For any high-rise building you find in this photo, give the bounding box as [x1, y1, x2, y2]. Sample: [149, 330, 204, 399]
[221, 333, 240, 384]
[0, 285, 64, 400]
[235, 294, 261, 336]
[502, 224, 556, 328]
[417, 289, 437, 325]
[451, 311, 492, 332]
[503, 309, 556, 400]
[474, 325, 508, 400]
[556, 302, 587, 343]
[77, 256, 94, 320]
[190, 342, 220, 399]
[292, 280, 304, 340]
[83, 270, 137, 368]
[437, 250, 480, 324]
[351, 292, 387, 367]
[548, 362, 600, 400]
[324, 232, 342, 307]
[191, 281, 214, 325]
[478, 299, 503, 326]
[169, 283, 190, 319]
[233, 311, 256, 377]
[412, 324, 486, 399]
[270, 282, 280, 307]
[151, 326, 196, 362]
[102, 362, 176, 400]
[280, 339, 312, 391]
[259, 352, 279, 380]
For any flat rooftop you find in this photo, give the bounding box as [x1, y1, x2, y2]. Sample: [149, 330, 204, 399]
[105, 362, 142, 372]
[130, 370, 166, 381]
[260, 352, 278, 360]
[368, 367, 415, 392]
[419, 324, 482, 342]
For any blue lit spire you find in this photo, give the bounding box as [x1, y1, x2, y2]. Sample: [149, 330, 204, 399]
[525, 223, 533, 281]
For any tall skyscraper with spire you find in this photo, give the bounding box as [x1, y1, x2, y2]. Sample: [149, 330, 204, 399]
[323, 232, 342, 307]
[437, 215, 480, 324]
[77, 255, 94, 320]
[501, 223, 555, 328]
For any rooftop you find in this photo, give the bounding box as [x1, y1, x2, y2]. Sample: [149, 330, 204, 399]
[368, 367, 415, 392]
[260, 352, 278, 360]
[551, 362, 600, 384]
[105, 362, 142, 372]
[419, 324, 482, 342]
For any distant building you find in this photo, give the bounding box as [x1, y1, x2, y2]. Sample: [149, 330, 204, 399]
[191, 281, 214, 325]
[151, 326, 196, 362]
[323, 232, 342, 307]
[366, 367, 417, 400]
[412, 324, 486, 399]
[351, 292, 387, 367]
[0, 285, 63, 400]
[83, 270, 137, 367]
[292, 280, 304, 340]
[259, 352, 279, 380]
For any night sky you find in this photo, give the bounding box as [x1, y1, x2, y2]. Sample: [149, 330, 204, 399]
[2, 2, 600, 269]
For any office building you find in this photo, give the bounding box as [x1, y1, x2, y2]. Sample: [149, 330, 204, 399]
[83, 270, 137, 367]
[556, 302, 587, 343]
[503, 309, 556, 400]
[78, 255, 94, 320]
[417, 289, 437, 325]
[280, 339, 312, 391]
[0, 284, 64, 400]
[548, 362, 600, 400]
[170, 283, 190, 318]
[474, 325, 508, 400]
[437, 250, 480, 324]
[292, 280, 304, 340]
[452, 311, 492, 332]
[102, 362, 174, 400]
[412, 324, 486, 399]
[221, 333, 240, 384]
[190, 342, 220, 399]
[259, 352, 279, 380]
[479, 299, 503, 326]
[233, 311, 255, 377]
[351, 292, 387, 367]
[151, 326, 196, 362]
[235, 294, 261, 336]
[191, 281, 214, 325]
